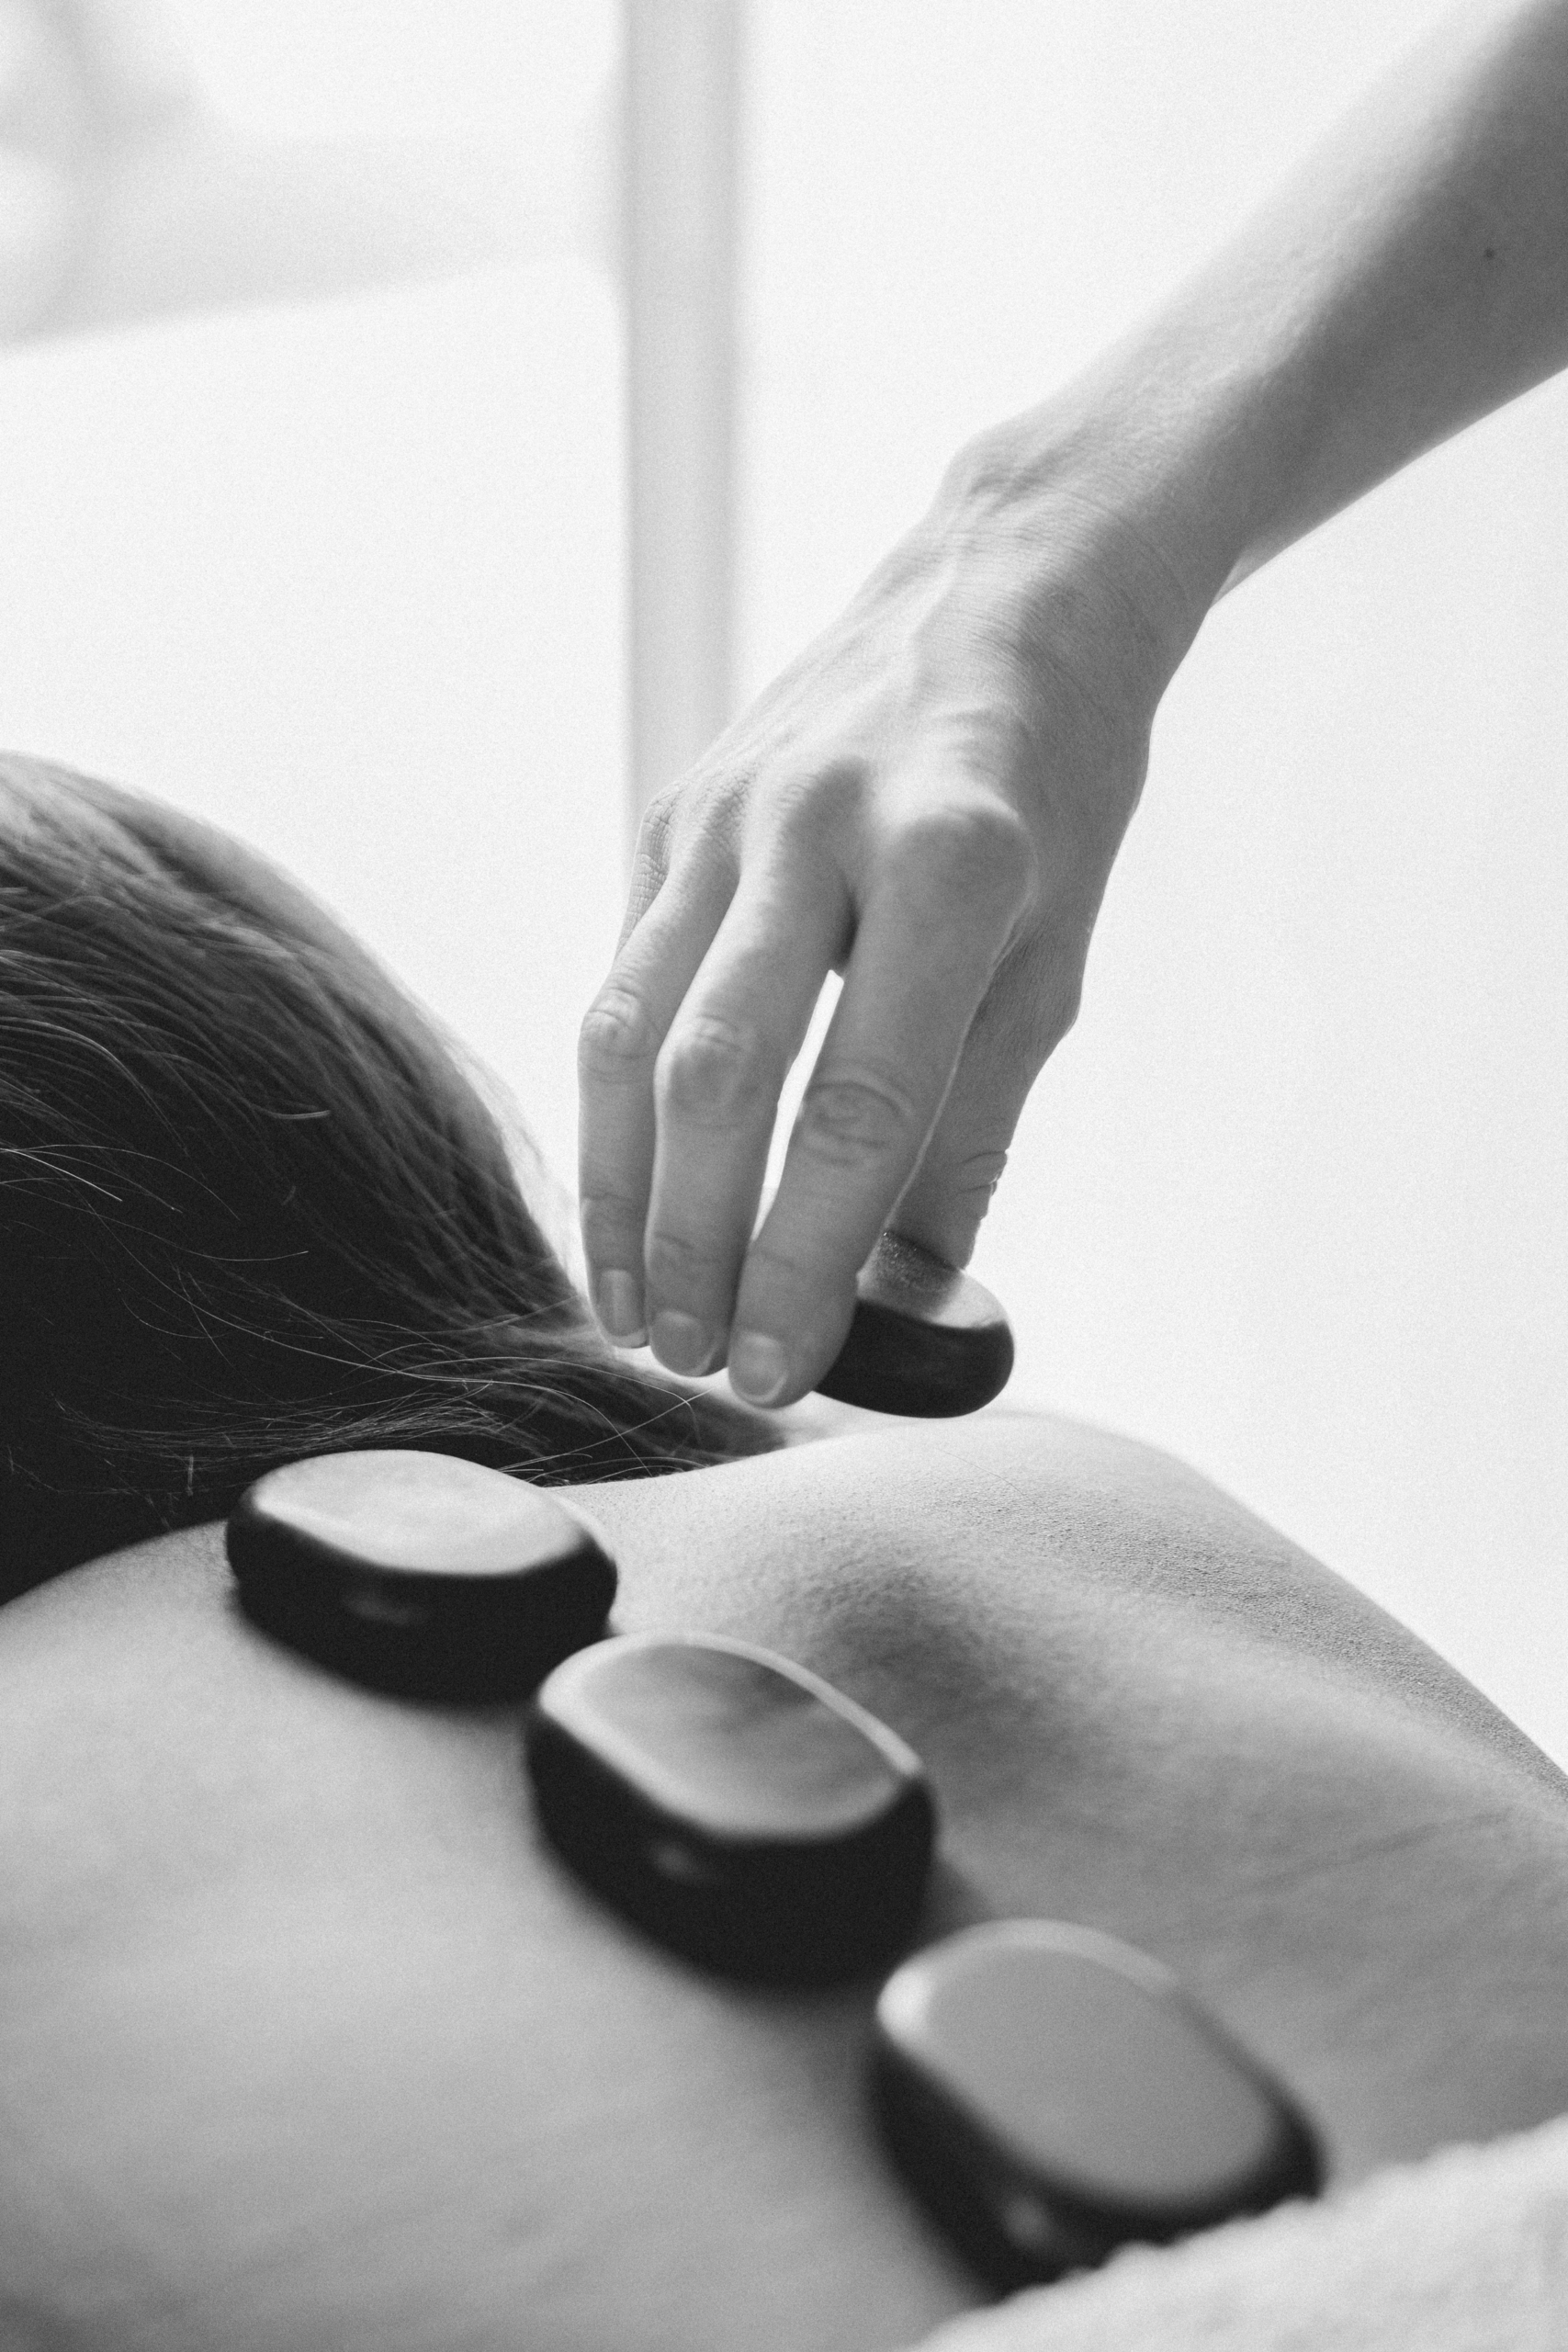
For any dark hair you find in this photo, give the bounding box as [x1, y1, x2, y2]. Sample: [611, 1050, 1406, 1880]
[0, 758, 774, 1598]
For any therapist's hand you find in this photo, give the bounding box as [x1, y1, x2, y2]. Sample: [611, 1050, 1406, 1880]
[578, 422, 1204, 1407]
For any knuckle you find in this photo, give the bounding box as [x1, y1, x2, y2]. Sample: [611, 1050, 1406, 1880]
[740, 1235, 818, 1291]
[579, 987, 660, 1083]
[579, 1187, 642, 1254]
[739, 1234, 857, 1337]
[769, 756, 868, 844]
[579, 1180, 641, 1225]
[893, 797, 1036, 903]
[642, 764, 752, 862]
[622, 790, 687, 932]
[929, 1146, 1010, 1238]
[635, 783, 683, 870]
[644, 1226, 719, 1294]
[953, 1146, 1010, 1204]
[658, 1012, 779, 1127]
[795, 1069, 919, 1168]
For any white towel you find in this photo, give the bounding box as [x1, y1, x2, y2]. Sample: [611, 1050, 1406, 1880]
[908, 2115, 1568, 2352]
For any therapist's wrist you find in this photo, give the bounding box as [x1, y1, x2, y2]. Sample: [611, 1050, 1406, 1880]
[932, 332, 1293, 680]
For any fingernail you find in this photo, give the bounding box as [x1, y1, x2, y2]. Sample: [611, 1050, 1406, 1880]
[596, 1271, 648, 1346]
[650, 1310, 714, 1375]
[728, 1331, 790, 1407]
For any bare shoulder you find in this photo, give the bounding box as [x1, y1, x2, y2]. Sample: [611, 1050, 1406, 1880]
[5, 1409, 1568, 2352]
[579, 1404, 1559, 1794]
[582, 1404, 1568, 2175]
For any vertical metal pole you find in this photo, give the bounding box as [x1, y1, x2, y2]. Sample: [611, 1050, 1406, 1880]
[622, 0, 741, 857]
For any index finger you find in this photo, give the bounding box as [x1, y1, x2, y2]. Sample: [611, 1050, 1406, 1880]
[725, 798, 1033, 1406]
[578, 847, 736, 1345]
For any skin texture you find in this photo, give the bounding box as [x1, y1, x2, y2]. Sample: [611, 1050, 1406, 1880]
[577, 0, 1568, 1408]
[5, 1410, 1568, 2352]
[3, 774, 1560, 2342]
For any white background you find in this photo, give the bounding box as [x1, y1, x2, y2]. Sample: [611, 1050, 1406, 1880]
[742, 1, 1568, 1760]
[1, 0, 1563, 1758]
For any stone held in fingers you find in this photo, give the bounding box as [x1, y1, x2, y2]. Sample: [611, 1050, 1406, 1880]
[873, 1919, 1322, 2290]
[227, 1449, 617, 1702]
[814, 1232, 1014, 1416]
[525, 1632, 937, 1983]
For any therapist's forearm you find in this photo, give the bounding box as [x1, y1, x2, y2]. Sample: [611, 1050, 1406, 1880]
[948, 0, 1568, 627]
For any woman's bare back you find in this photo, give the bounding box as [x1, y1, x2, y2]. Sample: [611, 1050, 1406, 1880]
[3, 1409, 1566, 2352]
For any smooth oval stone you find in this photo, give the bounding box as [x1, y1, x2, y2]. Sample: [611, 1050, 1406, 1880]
[815, 1233, 1013, 1417]
[525, 1633, 936, 1981]
[227, 1449, 616, 1700]
[874, 1920, 1321, 2286]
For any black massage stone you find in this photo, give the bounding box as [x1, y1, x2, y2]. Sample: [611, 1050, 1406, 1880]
[525, 1632, 936, 1982]
[815, 1233, 1014, 1417]
[874, 1920, 1321, 2288]
[227, 1449, 616, 1701]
